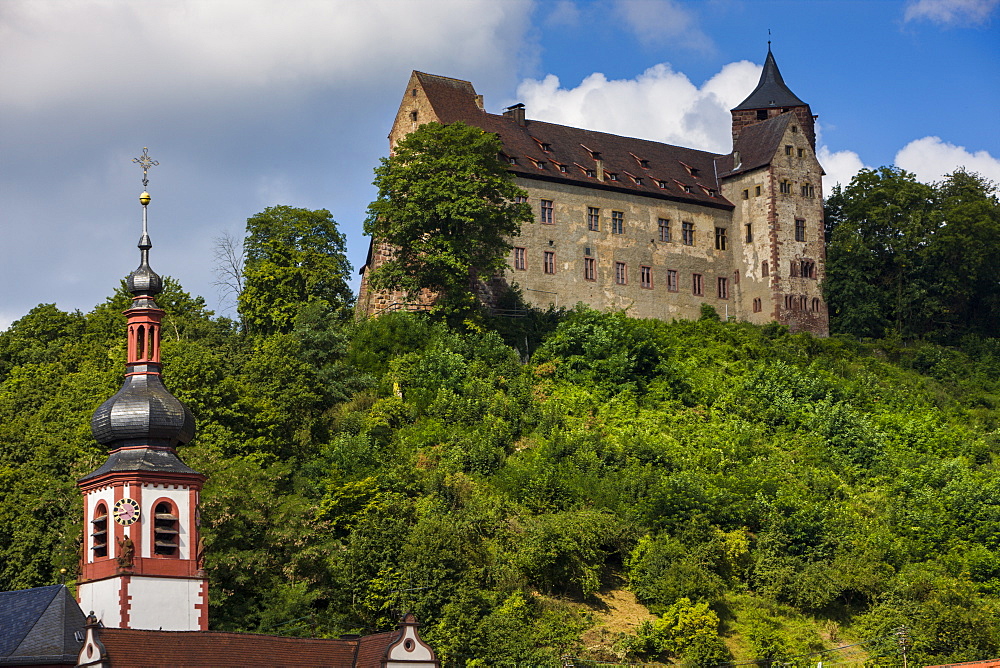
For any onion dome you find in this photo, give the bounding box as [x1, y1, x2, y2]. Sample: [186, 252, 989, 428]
[90, 368, 195, 448]
[88, 158, 196, 454]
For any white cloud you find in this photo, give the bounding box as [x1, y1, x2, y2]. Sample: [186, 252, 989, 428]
[614, 0, 712, 51]
[817, 146, 869, 192]
[0, 0, 534, 113]
[515, 60, 760, 153]
[545, 0, 581, 28]
[895, 136, 1000, 183]
[903, 0, 999, 24]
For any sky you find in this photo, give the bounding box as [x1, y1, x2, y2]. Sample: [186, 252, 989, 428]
[2, 0, 998, 330]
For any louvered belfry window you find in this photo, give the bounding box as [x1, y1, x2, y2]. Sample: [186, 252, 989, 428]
[154, 501, 179, 556]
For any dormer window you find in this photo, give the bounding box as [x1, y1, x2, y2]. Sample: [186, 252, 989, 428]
[558, 164, 568, 173]
[680, 162, 700, 177]
[575, 163, 596, 177]
[607, 172, 619, 181]
[656, 180, 667, 189]
[541, 143, 552, 152]
[508, 156, 518, 165]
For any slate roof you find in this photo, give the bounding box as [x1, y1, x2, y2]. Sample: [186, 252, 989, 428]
[413, 72, 735, 211]
[78, 447, 201, 483]
[0, 585, 85, 666]
[93, 627, 407, 667]
[715, 112, 792, 178]
[732, 49, 806, 111]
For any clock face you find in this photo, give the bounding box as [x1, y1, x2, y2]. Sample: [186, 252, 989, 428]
[113, 498, 141, 526]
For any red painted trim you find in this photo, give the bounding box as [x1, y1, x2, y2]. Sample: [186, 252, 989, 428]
[79, 471, 205, 494]
[119, 574, 131, 628]
[196, 579, 209, 631]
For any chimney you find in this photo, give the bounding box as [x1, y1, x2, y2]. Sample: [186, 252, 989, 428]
[504, 103, 526, 127]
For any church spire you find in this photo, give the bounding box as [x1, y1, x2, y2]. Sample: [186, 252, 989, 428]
[78, 149, 207, 632]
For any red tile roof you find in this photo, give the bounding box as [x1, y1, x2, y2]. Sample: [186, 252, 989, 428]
[413, 71, 735, 211]
[715, 112, 792, 178]
[94, 627, 402, 667]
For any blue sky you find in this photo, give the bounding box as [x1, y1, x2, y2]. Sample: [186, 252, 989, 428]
[1, 0, 997, 329]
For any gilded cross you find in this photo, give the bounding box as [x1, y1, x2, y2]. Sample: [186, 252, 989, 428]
[132, 147, 159, 188]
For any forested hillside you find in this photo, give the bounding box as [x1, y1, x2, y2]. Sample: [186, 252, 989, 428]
[4, 287, 1000, 665]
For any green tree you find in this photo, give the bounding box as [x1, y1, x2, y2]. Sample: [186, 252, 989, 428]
[238, 206, 352, 335]
[364, 121, 533, 315]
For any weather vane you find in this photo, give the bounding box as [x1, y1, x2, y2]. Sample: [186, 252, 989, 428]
[132, 147, 159, 188]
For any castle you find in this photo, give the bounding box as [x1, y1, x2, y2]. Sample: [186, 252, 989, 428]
[358, 48, 828, 336]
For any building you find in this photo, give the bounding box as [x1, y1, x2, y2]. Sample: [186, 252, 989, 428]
[0, 156, 440, 668]
[359, 48, 829, 335]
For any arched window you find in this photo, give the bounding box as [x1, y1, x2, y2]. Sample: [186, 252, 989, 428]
[136, 325, 145, 359]
[761, 261, 769, 277]
[812, 298, 821, 312]
[92, 503, 108, 558]
[153, 501, 179, 557]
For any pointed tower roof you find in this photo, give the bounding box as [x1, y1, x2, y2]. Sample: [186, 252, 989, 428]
[733, 47, 806, 111]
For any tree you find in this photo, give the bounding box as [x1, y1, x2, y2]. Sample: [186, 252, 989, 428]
[824, 167, 1000, 339]
[364, 121, 533, 315]
[237, 206, 353, 335]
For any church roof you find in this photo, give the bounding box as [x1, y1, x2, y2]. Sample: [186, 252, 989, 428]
[412, 72, 735, 211]
[90, 628, 402, 667]
[732, 49, 806, 111]
[78, 446, 201, 482]
[0, 585, 85, 666]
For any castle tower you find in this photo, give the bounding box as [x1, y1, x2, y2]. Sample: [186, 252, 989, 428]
[77, 149, 208, 631]
[731, 45, 817, 151]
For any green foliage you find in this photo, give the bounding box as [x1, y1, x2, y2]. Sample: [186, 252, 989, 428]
[238, 205, 352, 334]
[364, 121, 533, 315]
[8, 288, 1000, 662]
[825, 168, 1000, 339]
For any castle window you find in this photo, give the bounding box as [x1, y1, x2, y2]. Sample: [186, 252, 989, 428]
[801, 260, 816, 279]
[641, 265, 653, 289]
[734, 270, 740, 285]
[715, 227, 728, 251]
[92, 503, 108, 558]
[667, 269, 678, 292]
[153, 501, 179, 557]
[658, 218, 670, 242]
[514, 247, 526, 270]
[543, 251, 556, 274]
[755, 185, 762, 196]
[798, 148, 805, 158]
[587, 207, 600, 231]
[762, 261, 769, 277]
[785, 295, 794, 309]
[756, 110, 768, 120]
[615, 262, 627, 285]
[799, 295, 808, 310]
[682, 221, 694, 246]
[753, 297, 762, 312]
[717, 277, 729, 299]
[785, 145, 793, 156]
[811, 297, 821, 311]
[795, 218, 806, 242]
[515, 195, 528, 204]
[692, 273, 704, 296]
[801, 184, 815, 198]
[611, 211, 624, 235]
[790, 261, 800, 278]
[742, 189, 749, 200]
[410, 111, 418, 122]
[411, 88, 417, 97]
[540, 200, 554, 224]
[791, 125, 798, 133]
[780, 181, 792, 195]
[584, 257, 596, 281]
[745, 224, 753, 243]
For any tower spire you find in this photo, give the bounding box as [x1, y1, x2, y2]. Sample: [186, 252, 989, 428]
[78, 149, 207, 632]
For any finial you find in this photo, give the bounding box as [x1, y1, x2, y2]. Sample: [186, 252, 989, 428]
[132, 147, 158, 189]
[768, 29, 771, 51]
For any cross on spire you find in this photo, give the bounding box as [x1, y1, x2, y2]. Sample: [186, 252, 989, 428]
[132, 147, 159, 188]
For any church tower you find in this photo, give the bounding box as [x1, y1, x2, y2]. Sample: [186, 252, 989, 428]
[77, 149, 208, 631]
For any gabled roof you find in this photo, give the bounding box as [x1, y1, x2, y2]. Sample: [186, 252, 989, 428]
[732, 49, 806, 111]
[0, 585, 85, 666]
[715, 112, 793, 178]
[413, 72, 734, 211]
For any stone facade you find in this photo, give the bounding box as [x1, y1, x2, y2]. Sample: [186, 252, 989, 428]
[360, 52, 828, 335]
